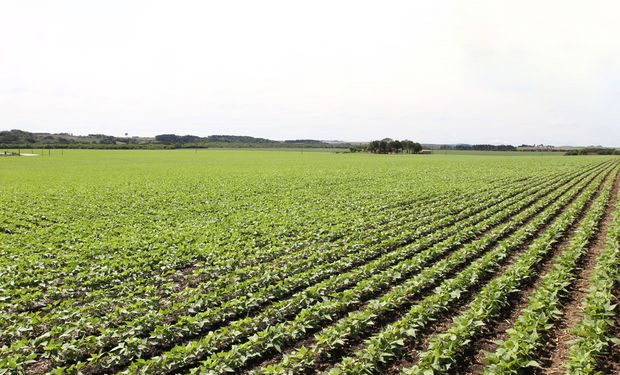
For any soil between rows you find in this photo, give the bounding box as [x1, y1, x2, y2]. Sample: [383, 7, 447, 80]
[99, 178, 562, 375]
[113, 179, 568, 372]
[22, 185, 528, 374]
[381, 167, 613, 374]
[452, 165, 618, 374]
[244, 163, 613, 374]
[541, 168, 620, 374]
[17, 164, 612, 375]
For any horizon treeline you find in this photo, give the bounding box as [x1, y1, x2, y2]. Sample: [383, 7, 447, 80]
[2, 129, 619, 155]
[0, 129, 349, 149]
[440, 144, 517, 151]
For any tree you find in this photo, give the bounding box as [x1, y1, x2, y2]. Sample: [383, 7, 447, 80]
[378, 139, 389, 154]
[389, 140, 402, 153]
[367, 140, 380, 153]
[99, 136, 116, 144]
[155, 134, 181, 144]
[366, 138, 423, 154]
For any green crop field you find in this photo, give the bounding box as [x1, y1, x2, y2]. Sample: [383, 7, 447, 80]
[1, 150, 619, 374]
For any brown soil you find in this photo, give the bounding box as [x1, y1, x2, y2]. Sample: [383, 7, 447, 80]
[25, 359, 51, 375]
[171, 264, 198, 292]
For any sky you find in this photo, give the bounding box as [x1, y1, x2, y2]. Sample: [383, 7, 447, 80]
[1, 1, 619, 146]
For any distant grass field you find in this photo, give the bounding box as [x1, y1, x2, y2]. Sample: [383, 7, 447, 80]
[1, 150, 619, 374]
[435, 149, 564, 156]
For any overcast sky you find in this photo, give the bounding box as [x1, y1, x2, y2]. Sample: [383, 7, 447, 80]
[1, 1, 619, 145]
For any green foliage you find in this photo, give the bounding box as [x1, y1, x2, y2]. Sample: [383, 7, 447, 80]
[0, 150, 617, 374]
[566, 204, 620, 374]
[0, 129, 351, 149]
[367, 138, 423, 154]
[483, 171, 615, 374]
[403, 165, 616, 374]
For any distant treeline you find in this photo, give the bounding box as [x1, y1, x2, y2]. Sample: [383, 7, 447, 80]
[364, 138, 423, 154]
[0, 130, 351, 149]
[440, 144, 517, 151]
[565, 147, 620, 156]
[3, 129, 618, 154]
[154, 134, 278, 144]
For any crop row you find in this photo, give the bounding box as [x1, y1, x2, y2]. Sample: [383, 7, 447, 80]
[0, 169, 557, 373]
[0, 170, 543, 346]
[322, 160, 613, 374]
[403, 163, 617, 374]
[1, 155, 616, 375]
[119, 161, 614, 374]
[72, 164, 582, 374]
[0, 184, 445, 312]
[0, 170, 540, 329]
[185, 163, 606, 375]
[566, 190, 620, 373]
[483, 168, 616, 373]
[250, 158, 612, 374]
[2, 160, 580, 373]
[3, 172, 463, 312]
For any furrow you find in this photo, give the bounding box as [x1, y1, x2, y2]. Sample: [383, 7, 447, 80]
[182, 162, 613, 374]
[324, 162, 612, 374]
[247, 164, 608, 374]
[400, 163, 616, 374]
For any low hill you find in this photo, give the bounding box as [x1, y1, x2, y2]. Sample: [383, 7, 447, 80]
[0, 129, 351, 149]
